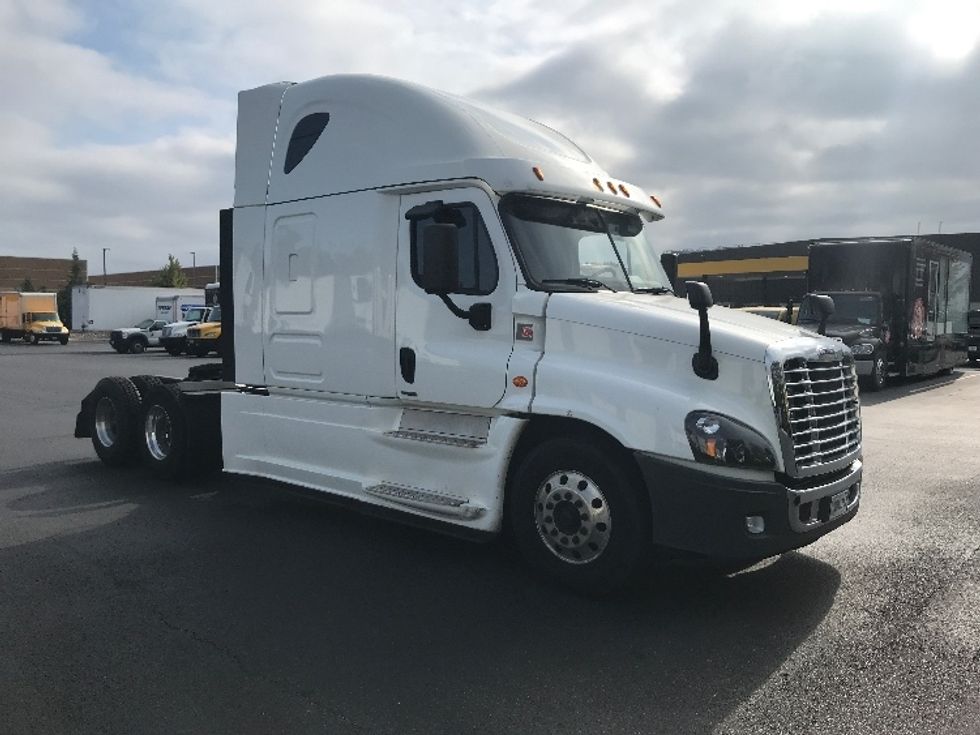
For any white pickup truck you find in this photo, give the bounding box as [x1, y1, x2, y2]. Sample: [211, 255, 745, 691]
[108, 319, 169, 354]
[75, 75, 863, 593]
[159, 306, 212, 356]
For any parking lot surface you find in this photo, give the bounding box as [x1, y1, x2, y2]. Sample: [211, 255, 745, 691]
[1, 342, 979, 734]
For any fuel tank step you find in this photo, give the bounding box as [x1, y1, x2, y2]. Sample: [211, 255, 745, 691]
[364, 483, 486, 520]
[383, 429, 486, 448]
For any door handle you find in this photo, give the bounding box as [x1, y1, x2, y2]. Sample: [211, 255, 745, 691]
[399, 347, 416, 384]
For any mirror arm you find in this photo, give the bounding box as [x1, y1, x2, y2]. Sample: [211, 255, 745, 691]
[437, 294, 491, 331]
[692, 307, 719, 380]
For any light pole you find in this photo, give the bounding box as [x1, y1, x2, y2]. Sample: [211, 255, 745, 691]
[190, 251, 196, 270]
[102, 247, 110, 285]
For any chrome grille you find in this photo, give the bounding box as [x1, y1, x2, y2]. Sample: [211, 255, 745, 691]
[776, 356, 861, 472]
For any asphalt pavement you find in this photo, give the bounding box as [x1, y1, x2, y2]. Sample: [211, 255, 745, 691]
[1, 341, 978, 734]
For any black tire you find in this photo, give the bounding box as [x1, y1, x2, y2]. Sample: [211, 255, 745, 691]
[508, 436, 650, 595]
[31, 333, 40, 345]
[58, 335, 69, 345]
[1, 332, 10, 343]
[863, 354, 887, 392]
[89, 376, 142, 466]
[165, 345, 183, 357]
[130, 375, 165, 401]
[128, 338, 146, 354]
[190, 344, 210, 357]
[140, 385, 222, 480]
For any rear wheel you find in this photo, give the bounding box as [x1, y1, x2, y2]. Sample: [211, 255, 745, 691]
[165, 344, 183, 356]
[140, 385, 222, 479]
[508, 437, 649, 595]
[130, 375, 164, 401]
[89, 377, 142, 465]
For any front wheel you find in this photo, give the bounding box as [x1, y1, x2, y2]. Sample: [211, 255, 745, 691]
[508, 437, 649, 595]
[59, 335, 69, 345]
[165, 345, 183, 356]
[864, 355, 887, 392]
[128, 339, 146, 354]
[30, 333, 40, 345]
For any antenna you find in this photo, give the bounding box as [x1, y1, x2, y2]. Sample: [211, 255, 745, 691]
[938, 221, 943, 233]
[916, 221, 920, 234]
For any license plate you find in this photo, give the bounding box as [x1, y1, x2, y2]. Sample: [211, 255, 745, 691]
[829, 489, 850, 520]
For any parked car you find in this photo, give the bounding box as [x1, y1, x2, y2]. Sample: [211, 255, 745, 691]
[160, 306, 212, 356]
[109, 319, 169, 354]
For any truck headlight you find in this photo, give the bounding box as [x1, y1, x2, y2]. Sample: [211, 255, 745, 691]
[684, 412, 777, 470]
[851, 343, 874, 356]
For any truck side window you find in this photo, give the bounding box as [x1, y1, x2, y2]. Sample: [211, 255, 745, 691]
[283, 113, 330, 174]
[411, 204, 498, 295]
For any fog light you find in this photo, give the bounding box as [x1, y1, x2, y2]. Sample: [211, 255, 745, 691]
[745, 515, 765, 534]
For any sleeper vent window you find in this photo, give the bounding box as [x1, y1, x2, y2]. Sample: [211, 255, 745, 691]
[283, 113, 330, 174]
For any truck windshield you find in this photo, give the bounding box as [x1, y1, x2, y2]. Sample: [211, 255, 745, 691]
[30, 312, 59, 321]
[499, 194, 673, 294]
[184, 308, 207, 322]
[134, 319, 155, 329]
[800, 293, 880, 326]
[209, 307, 221, 322]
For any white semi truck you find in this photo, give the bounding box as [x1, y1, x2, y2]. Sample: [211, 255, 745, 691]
[74, 75, 863, 592]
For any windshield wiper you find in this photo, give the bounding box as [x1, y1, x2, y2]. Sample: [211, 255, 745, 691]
[633, 286, 673, 294]
[542, 278, 618, 292]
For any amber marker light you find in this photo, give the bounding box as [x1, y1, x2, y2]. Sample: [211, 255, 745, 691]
[532, 166, 544, 181]
[512, 376, 529, 388]
[607, 181, 618, 194]
[592, 177, 604, 192]
[650, 194, 662, 207]
[618, 184, 630, 198]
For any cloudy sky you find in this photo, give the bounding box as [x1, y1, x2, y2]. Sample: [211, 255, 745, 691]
[2, 0, 979, 274]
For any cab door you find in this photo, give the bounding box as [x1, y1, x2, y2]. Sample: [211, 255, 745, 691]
[395, 188, 516, 408]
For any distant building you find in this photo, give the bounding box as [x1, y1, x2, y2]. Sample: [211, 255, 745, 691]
[0, 255, 87, 291]
[90, 264, 219, 289]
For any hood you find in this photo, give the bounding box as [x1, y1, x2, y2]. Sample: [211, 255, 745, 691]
[819, 324, 881, 346]
[546, 292, 835, 362]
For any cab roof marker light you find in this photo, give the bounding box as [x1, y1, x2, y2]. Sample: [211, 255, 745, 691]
[532, 166, 544, 181]
[618, 184, 630, 198]
[607, 181, 618, 194]
[650, 194, 662, 208]
[592, 178, 604, 192]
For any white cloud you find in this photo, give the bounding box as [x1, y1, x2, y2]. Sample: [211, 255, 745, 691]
[0, 0, 978, 276]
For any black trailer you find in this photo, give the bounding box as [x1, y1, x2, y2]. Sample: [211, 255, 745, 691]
[799, 237, 972, 389]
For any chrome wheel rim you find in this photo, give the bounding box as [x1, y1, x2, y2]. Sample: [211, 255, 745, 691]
[144, 405, 172, 461]
[94, 396, 118, 448]
[875, 358, 885, 384]
[534, 470, 611, 565]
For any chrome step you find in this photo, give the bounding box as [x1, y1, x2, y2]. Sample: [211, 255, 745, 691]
[364, 483, 486, 520]
[384, 429, 486, 448]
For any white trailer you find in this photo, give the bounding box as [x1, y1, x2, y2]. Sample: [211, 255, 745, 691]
[155, 294, 206, 324]
[74, 75, 863, 593]
[71, 285, 204, 331]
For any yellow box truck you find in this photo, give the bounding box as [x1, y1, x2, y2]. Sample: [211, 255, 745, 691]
[0, 292, 69, 344]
